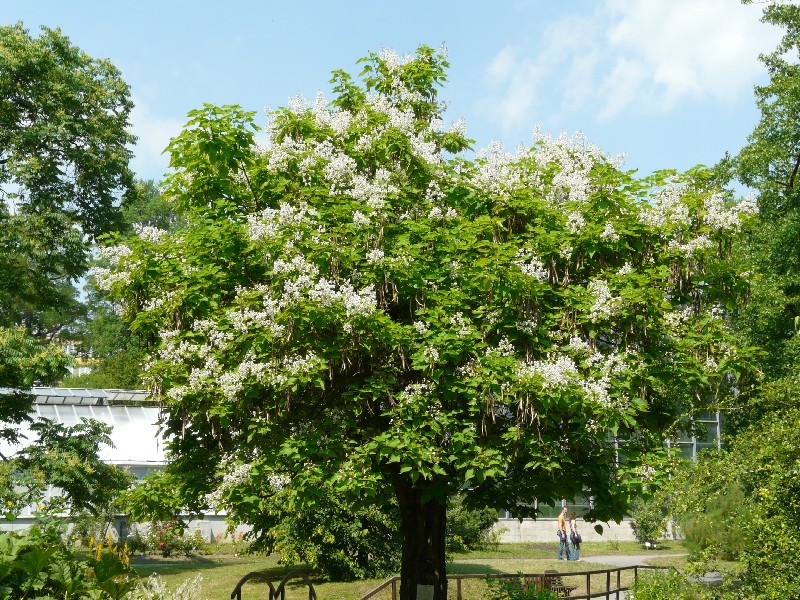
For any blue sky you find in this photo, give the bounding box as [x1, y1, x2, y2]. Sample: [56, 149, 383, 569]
[3, 0, 782, 183]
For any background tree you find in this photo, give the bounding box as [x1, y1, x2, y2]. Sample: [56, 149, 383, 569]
[61, 179, 182, 389]
[0, 22, 135, 422]
[653, 4, 800, 597]
[102, 47, 755, 600]
[728, 1, 800, 384]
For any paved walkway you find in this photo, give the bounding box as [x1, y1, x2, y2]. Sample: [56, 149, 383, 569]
[577, 553, 687, 568]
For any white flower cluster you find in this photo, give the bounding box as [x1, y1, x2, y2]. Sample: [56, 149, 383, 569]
[305, 279, 378, 320]
[587, 279, 621, 322]
[449, 312, 471, 338]
[668, 234, 714, 258]
[89, 265, 131, 291]
[617, 262, 634, 276]
[516, 318, 539, 335]
[517, 355, 578, 389]
[640, 184, 690, 228]
[568, 336, 592, 354]
[449, 117, 467, 137]
[273, 254, 321, 298]
[318, 142, 359, 186]
[485, 337, 515, 357]
[248, 202, 318, 241]
[601, 222, 620, 242]
[133, 223, 168, 244]
[366, 248, 385, 264]
[313, 91, 352, 136]
[362, 92, 442, 164]
[427, 205, 458, 220]
[637, 465, 657, 482]
[664, 305, 694, 329]
[473, 141, 518, 196]
[704, 193, 758, 232]
[204, 459, 252, 510]
[99, 244, 133, 267]
[566, 211, 585, 234]
[345, 170, 397, 212]
[514, 249, 548, 282]
[218, 351, 323, 400]
[423, 346, 439, 363]
[532, 130, 609, 205]
[218, 356, 272, 399]
[353, 211, 370, 228]
[227, 305, 286, 337]
[265, 136, 307, 172]
[142, 290, 178, 313]
[288, 92, 308, 114]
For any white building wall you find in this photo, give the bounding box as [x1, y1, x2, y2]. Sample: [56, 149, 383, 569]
[494, 517, 635, 543]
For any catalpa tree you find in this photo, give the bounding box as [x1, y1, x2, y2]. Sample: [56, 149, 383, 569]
[98, 47, 756, 600]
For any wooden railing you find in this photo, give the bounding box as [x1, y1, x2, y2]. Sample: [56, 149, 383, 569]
[231, 569, 317, 600]
[360, 566, 665, 600]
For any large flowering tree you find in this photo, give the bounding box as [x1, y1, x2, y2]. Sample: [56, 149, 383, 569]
[99, 47, 756, 600]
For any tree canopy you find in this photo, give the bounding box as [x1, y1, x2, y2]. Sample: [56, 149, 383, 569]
[0, 22, 135, 343]
[101, 46, 756, 599]
[729, 1, 800, 382]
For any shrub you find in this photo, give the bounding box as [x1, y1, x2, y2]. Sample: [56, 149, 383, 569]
[272, 496, 400, 581]
[680, 482, 747, 560]
[629, 495, 668, 547]
[629, 569, 714, 600]
[485, 575, 560, 600]
[446, 494, 499, 553]
[146, 520, 188, 557]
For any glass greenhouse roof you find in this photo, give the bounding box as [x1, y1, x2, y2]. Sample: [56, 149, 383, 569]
[1, 388, 166, 466]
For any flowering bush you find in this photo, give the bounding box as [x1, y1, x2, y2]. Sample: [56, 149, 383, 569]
[147, 520, 187, 557]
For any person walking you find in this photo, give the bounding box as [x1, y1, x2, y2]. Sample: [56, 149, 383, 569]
[557, 506, 571, 560]
[569, 511, 581, 560]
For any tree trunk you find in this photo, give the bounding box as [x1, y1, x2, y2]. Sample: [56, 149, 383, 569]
[393, 474, 448, 600]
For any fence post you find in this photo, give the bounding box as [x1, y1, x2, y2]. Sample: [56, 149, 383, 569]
[391, 579, 397, 600]
[605, 570, 611, 600]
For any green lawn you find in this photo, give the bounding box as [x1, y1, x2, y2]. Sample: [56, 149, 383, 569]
[131, 541, 690, 600]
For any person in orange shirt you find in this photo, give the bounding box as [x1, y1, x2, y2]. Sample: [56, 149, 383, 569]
[557, 506, 571, 560]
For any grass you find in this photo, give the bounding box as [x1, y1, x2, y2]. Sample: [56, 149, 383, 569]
[130, 541, 692, 599]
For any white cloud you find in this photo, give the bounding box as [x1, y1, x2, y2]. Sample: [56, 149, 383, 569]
[480, 0, 781, 130]
[602, 0, 777, 114]
[129, 98, 184, 181]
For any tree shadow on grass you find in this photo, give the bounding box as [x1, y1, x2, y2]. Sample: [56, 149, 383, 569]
[129, 555, 297, 579]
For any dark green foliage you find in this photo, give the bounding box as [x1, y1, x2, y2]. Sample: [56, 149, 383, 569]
[680, 482, 747, 561]
[121, 180, 185, 234]
[0, 328, 67, 445]
[629, 495, 668, 547]
[446, 494, 499, 553]
[60, 349, 145, 390]
[14, 418, 135, 516]
[484, 575, 560, 600]
[0, 23, 136, 239]
[272, 495, 401, 581]
[1, 418, 134, 526]
[119, 470, 187, 524]
[629, 569, 714, 600]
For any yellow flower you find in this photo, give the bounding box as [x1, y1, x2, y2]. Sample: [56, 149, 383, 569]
[6, 501, 12, 507]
